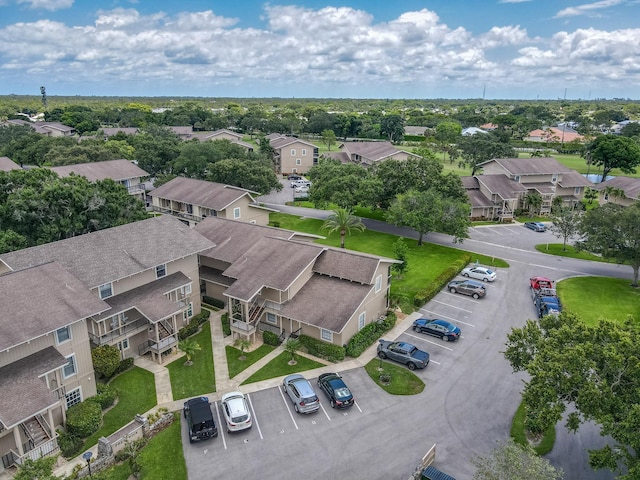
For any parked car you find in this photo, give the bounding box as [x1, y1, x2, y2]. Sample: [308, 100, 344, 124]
[287, 174, 302, 182]
[447, 279, 486, 299]
[220, 391, 252, 433]
[412, 318, 461, 342]
[377, 340, 430, 370]
[282, 374, 320, 414]
[294, 186, 309, 194]
[291, 179, 311, 188]
[183, 397, 218, 443]
[524, 221, 546, 232]
[317, 373, 354, 409]
[461, 266, 496, 282]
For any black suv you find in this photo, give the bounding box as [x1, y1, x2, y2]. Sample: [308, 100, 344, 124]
[183, 397, 218, 443]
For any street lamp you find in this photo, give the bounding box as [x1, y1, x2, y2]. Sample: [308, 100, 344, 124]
[82, 451, 93, 477]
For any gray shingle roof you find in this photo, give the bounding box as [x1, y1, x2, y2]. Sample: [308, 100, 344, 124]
[0, 215, 215, 289]
[0, 262, 109, 351]
[150, 177, 257, 210]
[481, 157, 573, 175]
[341, 141, 402, 162]
[0, 156, 20, 171]
[592, 176, 640, 200]
[475, 174, 528, 199]
[50, 159, 149, 182]
[0, 346, 67, 428]
[313, 248, 380, 285]
[279, 275, 371, 333]
[269, 136, 317, 149]
[557, 170, 594, 188]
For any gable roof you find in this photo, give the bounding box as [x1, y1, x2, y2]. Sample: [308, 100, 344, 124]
[150, 177, 257, 211]
[557, 171, 594, 188]
[270, 136, 318, 149]
[474, 174, 528, 200]
[0, 262, 110, 351]
[313, 248, 382, 285]
[0, 215, 214, 289]
[592, 176, 640, 200]
[50, 159, 149, 182]
[0, 156, 20, 171]
[101, 127, 140, 137]
[203, 129, 243, 140]
[479, 157, 573, 175]
[340, 141, 405, 162]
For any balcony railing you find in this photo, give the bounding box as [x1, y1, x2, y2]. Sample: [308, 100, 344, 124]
[89, 317, 148, 345]
[17, 437, 59, 465]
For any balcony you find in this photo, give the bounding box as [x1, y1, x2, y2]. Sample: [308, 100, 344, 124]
[88, 317, 148, 346]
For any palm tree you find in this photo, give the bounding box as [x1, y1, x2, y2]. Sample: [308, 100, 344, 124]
[178, 339, 201, 366]
[322, 208, 365, 249]
[525, 191, 543, 215]
[234, 337, 251, 361]
[285, 338, 301, 365]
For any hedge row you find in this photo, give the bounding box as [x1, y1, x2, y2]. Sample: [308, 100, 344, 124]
[345, 311, 397, 358]
[298, 334, 345, 362]
[413, 254, 472, 307]
[177, 310, 210, 340]
[262, 330, 281, 346]
[202, 295, 225, 309]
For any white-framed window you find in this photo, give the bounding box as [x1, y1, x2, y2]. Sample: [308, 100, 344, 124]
[290, 148, 296, 156]
[56, 326, 71, 344]
[374, 274, 382, 293]
[65, 387, 82, 409]
[358, 312, 366, 331]
[551, 174, 558, 183]
[301, 149, 307, 156]
[63, 355, 77, 379]
[296, 159, 301, 165]
[99, 283, 113, 299]
[181, 283, 192, 296]
[156, 264, 167, 278]
[320, 329, 333, 342]
[266, 312, 277, 324]
[117, 338, 129, 351]
[233, 207, 241, 219]
[574, 187, 581, 195]
[183, 302, 193, 320]
[514, 175, 520, 182]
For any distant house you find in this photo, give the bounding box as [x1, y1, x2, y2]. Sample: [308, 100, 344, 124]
[49, 159, 149, 202]
[195, 217, 397, 346]
[0, 156, 20, 171]
[525, 126, 584, 144]
[592, 176, 640, 207]
[168, 126, 194, 139]
[338, 141, 419, 166]
[269, 135, 319, 175]
[404, 126, 428, 136]
[101, 127, 140, 138]
[480, 123, 498, 131]
[149, 176, 274, 227]
[192, 129, 255, 152]
[461, 127, 488, 136]
[462, 175, 527, 221]
[5, 119, 76, 137]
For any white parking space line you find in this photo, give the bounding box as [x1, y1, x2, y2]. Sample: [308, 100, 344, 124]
[278, 385, 299, 430]
[442, 293, 483, 304]
[429, 359, 440, 365]
[319, 402, 332, 421]
[213, 401, 227, 450]
[419, 309, 475, 327]
[353, 400, 363, 413]
[430, 299, 473, 312]
[404, 332, 453, 351]
[246, 393, 263, 440]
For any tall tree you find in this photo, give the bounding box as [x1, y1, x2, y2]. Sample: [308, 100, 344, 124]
[321, 129, 337, 151]
[458, 134, 517, 175]
[548, 206, 581, 251]
[577, 202, 640, 286]
[206, 158, 282, 195]
[379, 114, 405, 143]
[322, 208, 365, 249]
[586, 135, 640, 182]
[504, 311, 640, 478]
[525, 191, 543, 215]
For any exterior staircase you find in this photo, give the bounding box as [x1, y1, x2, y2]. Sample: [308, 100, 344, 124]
[23, 415, 51, 446]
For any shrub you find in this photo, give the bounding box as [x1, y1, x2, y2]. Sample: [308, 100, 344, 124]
[115, 357, 134, 375]
[413, 254, 471, 307]
[202, 295, 225, 309]
[66, 400, 103, 438]
[194, 310, 210, 325]
[178, 311, 210, 340]
[298, 335, 345, 362]
[93, 383, 118, 409]
[262, 330, 281, 346]
[345, 311, 396, 358]
[57, 429, 83, 458]
[91, 344, 121, 379]
[221, 313, 231, 336]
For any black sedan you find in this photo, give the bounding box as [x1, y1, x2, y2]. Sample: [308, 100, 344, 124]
[412, 318, 461, 342]
[317, 373, 354, 408]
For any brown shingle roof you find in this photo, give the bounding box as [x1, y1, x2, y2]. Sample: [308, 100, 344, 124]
[150, 177, 257, 210]
[592, 176, 640, 200]
[475, 174, 528, 199]
[0, 215, 214, 289]
[0, 262, 109, 350]
[270, 136, 318, 149]
[313, 249, 380, 285]
[50, 159, 149, 182]
[557, 171, 594, 188]
[0, 156, 20, 171]
[481, 157, 573, 175]
[0, 347, 67, 428]
[340, 141, 403, 162]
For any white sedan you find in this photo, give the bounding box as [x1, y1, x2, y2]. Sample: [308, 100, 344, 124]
[461, 266, 496, 282]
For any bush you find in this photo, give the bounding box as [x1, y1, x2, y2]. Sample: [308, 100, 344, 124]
[413, 255, 472, 307]
[57, 429, 83, 458]
[93, 383, 118, 409]
[262, 330, 281, 346]
[116, 357, 134, 375]
[178, 311, 210, 340]
[345, 311, 397, 358]
[66, 400, 103, 438]
[202, 295, 225, 309]
[91, 345, 121, 379]
[298, 335, 345, 362]
[221, 313, 231, 336]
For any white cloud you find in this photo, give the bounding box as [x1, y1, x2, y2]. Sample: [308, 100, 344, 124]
[555, 0, 623, 18]
[478, 25, 531, 48]
[16, 0, 73, 11]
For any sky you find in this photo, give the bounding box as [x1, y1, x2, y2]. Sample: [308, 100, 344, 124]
[1, 0, 640, 99]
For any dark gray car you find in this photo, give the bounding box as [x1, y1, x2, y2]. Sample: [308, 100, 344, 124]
[377, 340, 430, 370]
[447, 279, 486, 299]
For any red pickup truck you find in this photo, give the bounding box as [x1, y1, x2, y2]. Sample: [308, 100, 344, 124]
[530, 276, 554, 291]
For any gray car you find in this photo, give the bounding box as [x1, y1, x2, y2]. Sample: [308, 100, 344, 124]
[377, 340, 430, 370]
[282, 374, 320, 414]
[447, 279, 486, 299]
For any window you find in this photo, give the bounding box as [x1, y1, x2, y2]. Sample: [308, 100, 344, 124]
[181, 283, 192, 296]
[296, 159, 301, 165]
[290, 148, 296, 156]
[358, 312, 366, 330]
[56, 326, 71, 344]
[321, 329, 333, 342]
[99, 283, 113, 299]
[65, 388, 82, 409]
[514, 175, 520, 182]
[374, 275, 382, 293]
[63, 355, 77, 379]
[156, 264, 167, 278]
[292, 168, 297, 173]
[117, 338, 129, 351]
[183, 302, 193, 320]
[233, 207, 241, 219]
[551, 174, 558, 183]
[574, 187, 581, 195]
[301, 149, 307, 156]
[266, 312, 277, 324]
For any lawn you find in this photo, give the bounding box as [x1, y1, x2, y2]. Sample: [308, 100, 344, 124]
[240, 352, 325, 385]
[510, 401, 556, 455]
[557, 277, 640, 326]
[535, 243, 618, 263]
[83, 367, 157, 448]
[167, 322, 215, 399]
[364, 358, 425, 395]
[553, 153, 640, 178]
[226, 344, 275, 378]
[137, 414, 188, 480]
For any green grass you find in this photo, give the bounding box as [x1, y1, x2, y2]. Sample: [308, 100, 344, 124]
[364, 358, 425, 395]
[516, 215, 549, 223]
[240, 352, 325, 385]
[83, 367, 157, 448]
[137, 414, 188, 480]
[510, 401, 556, 456]
[92, 461, 132, 480]
[167, 322, 215, 399]
[534, 243, 618, 263]
[553, 153, 640, 178]
[226, 344, 275, 378]
[557, 277, 640, 326]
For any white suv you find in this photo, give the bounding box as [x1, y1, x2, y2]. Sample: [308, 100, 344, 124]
[220, 392, 252, 432]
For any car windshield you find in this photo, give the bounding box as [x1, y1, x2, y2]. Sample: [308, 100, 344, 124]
[231, 413, 249, 423]
[334, 387, 351, 399]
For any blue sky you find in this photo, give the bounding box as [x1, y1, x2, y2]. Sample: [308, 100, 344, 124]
[1, 0, 639, 99]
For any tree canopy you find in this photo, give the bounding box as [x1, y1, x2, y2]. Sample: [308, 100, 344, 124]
[587, 135, 640, 182]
